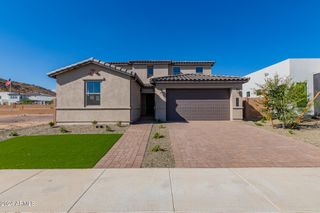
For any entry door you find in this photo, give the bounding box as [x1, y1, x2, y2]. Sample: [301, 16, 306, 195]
[146, 94, 155, 116]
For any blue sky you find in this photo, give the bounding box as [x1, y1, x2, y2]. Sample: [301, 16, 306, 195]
[1, 0, 320, 90]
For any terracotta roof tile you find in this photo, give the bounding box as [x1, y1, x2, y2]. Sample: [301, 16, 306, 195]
[150, 73, 249, 83]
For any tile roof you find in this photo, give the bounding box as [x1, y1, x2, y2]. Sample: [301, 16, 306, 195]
[150, 73, 249, 83]
[47, 58, 145, 86]
[47, 58, 135, 78]
[109, 60, 215, 66]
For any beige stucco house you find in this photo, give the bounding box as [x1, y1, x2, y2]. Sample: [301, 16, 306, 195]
[48, 58, 249, 124]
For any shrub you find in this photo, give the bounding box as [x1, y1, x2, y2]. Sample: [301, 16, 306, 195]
[288, 129, 294, 135]
[152, 144, 161, 152]
[153, 132, 164, 139]
[9, 131, 18, 137]
[254, 122, 263, 126]
[159, 124, 166, 129]
[258, 75, 308, 128]
[48, 121, 55, 128]
[105, 125, 114, 132]
[92, 120, 98, 125]
[59, 126, 68, 133]
[116, 121, 122, 127]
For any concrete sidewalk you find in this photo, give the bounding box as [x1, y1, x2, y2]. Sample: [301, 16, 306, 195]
[0, 168, 320, 212]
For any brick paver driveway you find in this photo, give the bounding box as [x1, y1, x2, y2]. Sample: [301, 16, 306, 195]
[169, 121, 320, 167]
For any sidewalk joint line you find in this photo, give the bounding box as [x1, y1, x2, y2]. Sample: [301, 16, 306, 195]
[0, 170, 44, 195]
[67, 169, 106, 213]
[168, 168, 176, 212]
[230, 168, 281, 212]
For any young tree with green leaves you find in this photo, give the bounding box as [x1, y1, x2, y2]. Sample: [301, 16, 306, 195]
[257, 75, 308, 128]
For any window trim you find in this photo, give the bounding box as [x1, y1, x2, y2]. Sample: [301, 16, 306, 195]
[85, 80, 101, 106]
[173, 67, 181, 75]
[147, 66, 154, 78]
[196, 67, 203, 74]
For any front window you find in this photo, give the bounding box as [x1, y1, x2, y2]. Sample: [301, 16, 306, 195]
[196, 67, 203, 74]
[173, 67, 181, 75]
[86, 81, 101, 106]
[246, 91, 250, 97]
[147, 66, 154, 78]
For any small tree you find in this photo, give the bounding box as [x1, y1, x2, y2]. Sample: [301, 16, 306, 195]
[258, 75, 308, 128]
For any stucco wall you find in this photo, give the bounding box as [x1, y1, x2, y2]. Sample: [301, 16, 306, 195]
[55, 63, 132, 123]
[230, 88, 243, 120]
[243, 60, 290, 98]
[130, 79, 141, 122]
[155, 87, 167, 121]
[243, 59, 320, 114]
[169, 65, 212, 75]
[133, 64, 212, 84]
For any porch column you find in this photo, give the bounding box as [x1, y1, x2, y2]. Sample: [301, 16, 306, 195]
[155, 87, 166, 121]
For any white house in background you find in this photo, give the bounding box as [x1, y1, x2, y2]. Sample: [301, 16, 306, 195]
[243, 58, 320, 115]
[25, 93, 54, 104]
[0, 92, 54, 105]
[0, 92, 21, 105]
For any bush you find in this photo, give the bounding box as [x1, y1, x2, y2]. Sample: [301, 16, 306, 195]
[258, 75, 308, 128]
[59, 126, 68, 133]
[21, 99, 33, 104]
[9, 131, 18, 137]
[116, 121, 122, 127]
[105, 125, 114, 132]
[151, 144, 162, 152]
[153, 132, 164, 139]
[48, 121, 55, 128]
[288, 129, 294, 135]
[92, 120, 98, 125]
[159, 124, 166, 129]
[254, 122, 263, 126]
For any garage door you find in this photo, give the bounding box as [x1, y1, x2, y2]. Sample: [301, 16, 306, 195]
[166, 89, 230, 121]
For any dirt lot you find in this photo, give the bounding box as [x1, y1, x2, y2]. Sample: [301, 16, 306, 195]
[246, 119, 320, 147]
[142, 123, 175, 168]
[0, 114, 53, 130]
[0, 104, 54, 116]
[0, 123, 128, 142]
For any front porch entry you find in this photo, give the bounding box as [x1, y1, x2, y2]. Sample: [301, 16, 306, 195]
[141, 93, 155, 118]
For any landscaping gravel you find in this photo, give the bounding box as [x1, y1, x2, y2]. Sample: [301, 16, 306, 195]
[142, 123, 175, 168]
[0, 123, 128, 142]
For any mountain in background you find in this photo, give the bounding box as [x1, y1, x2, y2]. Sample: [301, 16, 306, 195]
[0, 78, 55, 96]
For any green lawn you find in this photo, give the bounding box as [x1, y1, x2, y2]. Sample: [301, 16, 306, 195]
[0, 134, 122, 169]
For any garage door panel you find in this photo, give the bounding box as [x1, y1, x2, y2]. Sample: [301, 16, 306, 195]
[167, 89, 230, 121]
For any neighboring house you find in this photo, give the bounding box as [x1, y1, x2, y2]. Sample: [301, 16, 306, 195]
[0, 92, 21, 105]
[24, 93, 54, 104]
[243, 58, 320, 115]
[48, 58, 249, 124]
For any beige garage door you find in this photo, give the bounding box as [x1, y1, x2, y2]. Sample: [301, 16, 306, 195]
[166, 89, 230, 121]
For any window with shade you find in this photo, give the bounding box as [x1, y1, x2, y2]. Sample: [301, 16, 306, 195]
[147, 66, 154, 78]
[196, 67, 203, 74]
[173, 67, 181, 75]
[85, 81, 101, 106]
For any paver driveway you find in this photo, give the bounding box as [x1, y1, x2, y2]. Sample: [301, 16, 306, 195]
[169, 121, 320, 167]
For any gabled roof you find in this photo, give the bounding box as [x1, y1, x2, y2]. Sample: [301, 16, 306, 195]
[47, 58, 136, 78]
[150, 73, 249, 83]
[47, 58, 145, 86]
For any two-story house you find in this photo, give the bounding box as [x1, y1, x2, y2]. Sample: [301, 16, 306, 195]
[48, 58, 249, 124]
[0, 92, 21, 105]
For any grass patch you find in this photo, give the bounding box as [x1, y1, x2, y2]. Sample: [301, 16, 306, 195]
[0, 134, 122, 169]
